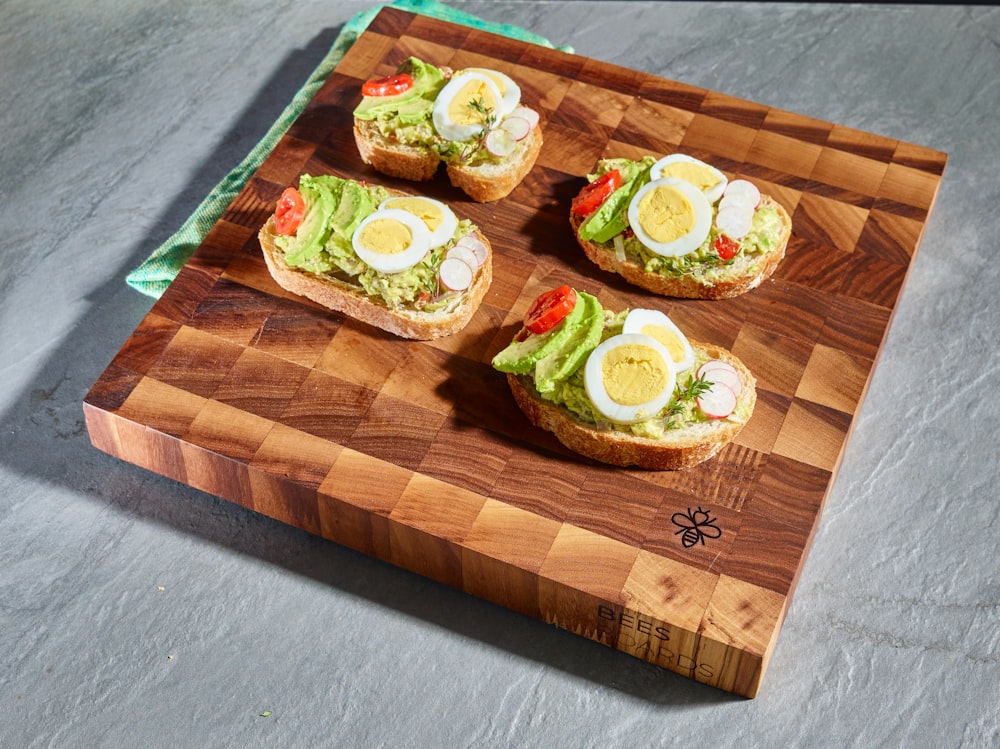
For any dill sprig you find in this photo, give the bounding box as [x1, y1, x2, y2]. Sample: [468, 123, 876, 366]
[457, 96, 498, 163]
[662, 373, 712, 429]
[467, 96, 496, 125]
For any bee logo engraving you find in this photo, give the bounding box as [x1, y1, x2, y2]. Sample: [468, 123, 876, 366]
[671, 507, 722, 548]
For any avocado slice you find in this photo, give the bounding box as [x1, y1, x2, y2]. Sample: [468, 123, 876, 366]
[352, 57, 446, 123]
[280, 176, 339, 267]
[329, 179, 374, 244]
[578, 156, 657, 244]
[532, 292, 604, 392]
[492, 293, 588, 375]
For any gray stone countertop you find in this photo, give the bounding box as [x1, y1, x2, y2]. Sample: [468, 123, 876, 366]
[2, 2, 997, 747]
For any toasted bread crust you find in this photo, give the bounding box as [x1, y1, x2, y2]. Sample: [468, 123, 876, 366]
[353, 118, 543, 203]
[445, 127, 543, 202]
[353, 120, 441, 182]
[258, 213, 492, 341]
[570, 195, 791, 300]
[506, 340, 756, 470]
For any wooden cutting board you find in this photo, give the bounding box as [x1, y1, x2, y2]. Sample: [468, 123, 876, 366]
[83, 7, 946, 697]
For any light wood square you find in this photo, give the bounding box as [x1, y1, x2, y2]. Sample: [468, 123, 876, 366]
[390, 473, 486, 543]
[812, 147, 889, 197]
[463, 498, 562, 573]
[795, 344, 870, 414]
[746, 128, 822, 179]
[539, 524, 640, 602]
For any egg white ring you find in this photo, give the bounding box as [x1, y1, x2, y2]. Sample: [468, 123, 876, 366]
[649, 153, 728, 204]
[627, 177, 713, 258]
[621, 308, 696, 373]
[378, 196, 458, 249]
[432, 72, 505, 142]
[460, 67, 521, 118]
[584, 333, 678, 425]
[351, 208, 433, 274]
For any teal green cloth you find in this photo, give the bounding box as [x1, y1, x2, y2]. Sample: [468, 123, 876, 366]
[126, 0, 571, 298]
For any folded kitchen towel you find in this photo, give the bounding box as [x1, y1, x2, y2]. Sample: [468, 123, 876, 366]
[126, 0, 571, 298]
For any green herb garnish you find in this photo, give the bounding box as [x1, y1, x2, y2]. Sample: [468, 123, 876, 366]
[663, 373, 712, 429]
[457, 97, 497, 162]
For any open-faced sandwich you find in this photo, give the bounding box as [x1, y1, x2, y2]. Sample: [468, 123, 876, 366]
[352, 57, 542, 202]
[569, 154, 791, 299]
[259, 174, 492, 340]
[492, 286, 756, 469]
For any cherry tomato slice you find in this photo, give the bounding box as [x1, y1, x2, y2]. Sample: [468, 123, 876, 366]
[525, 286, 577, 335]
[274, 187, 306, 236]
[713, 234, 740, 261]
[571, 169, 623, 217]
[361, 73, 414, 97]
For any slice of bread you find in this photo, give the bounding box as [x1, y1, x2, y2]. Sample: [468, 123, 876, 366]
[353, 119, 440, 183]
[444, 126, 543, 202]
[353, 119, 543, 203]
[570, 194, 792, 300]
[258, 212, 492, 341]
[504, 339, 756, 470]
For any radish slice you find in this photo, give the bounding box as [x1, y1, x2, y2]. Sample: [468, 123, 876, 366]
[509, 106, 539, 129]
[697, 381, 737, 419]
[698, 359, 738, 377]
[697, 360, 743, 396]
[455, 234, 489, 266]
[439, 256, 474, 291]
[719, 191, 757, 214]
[485, 127, 516, 157]
[703, 369, 743, 397]
[500, 115, 531, 141]
[716, 179, 759, 238]
[724, 179, 761, 208]
[715, 203, 753, 239]
[446, 244, 481, 271]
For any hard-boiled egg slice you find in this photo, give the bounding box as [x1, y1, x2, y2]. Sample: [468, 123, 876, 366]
[378, 196, 458, 248]
[351, 208, 432, 274]
[460, 67, 520, 118]
[584, 333, 677, 424]
[627, 177, 713, 257]
[622, 308, 695, 373]
[649, 154, 728, 204]
[432, 71, 504, 142]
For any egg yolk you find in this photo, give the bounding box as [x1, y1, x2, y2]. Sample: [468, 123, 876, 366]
[356, 218, 412, 255]
[658, 161, 722, 194]
[637, 185, 696, 243]
[639, 324, 688, 365]
[448, 79, 497, 125]
[386, 198, 444, 233]
[476, 70, 508, 97]
[602, 344, 670, 406]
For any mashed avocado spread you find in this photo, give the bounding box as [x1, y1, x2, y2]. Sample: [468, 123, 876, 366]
[492, 293, 752, 439]
[273, 174, 472, 311]
[578, 157, 784, 285]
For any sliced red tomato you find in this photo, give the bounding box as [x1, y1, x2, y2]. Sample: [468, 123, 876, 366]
[525, 286, 577, 335]
[361, 73, 414, 97]
[713, 234, 740, 261]
[274, 187, 306, 236]
[570, 169, 623, 216]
